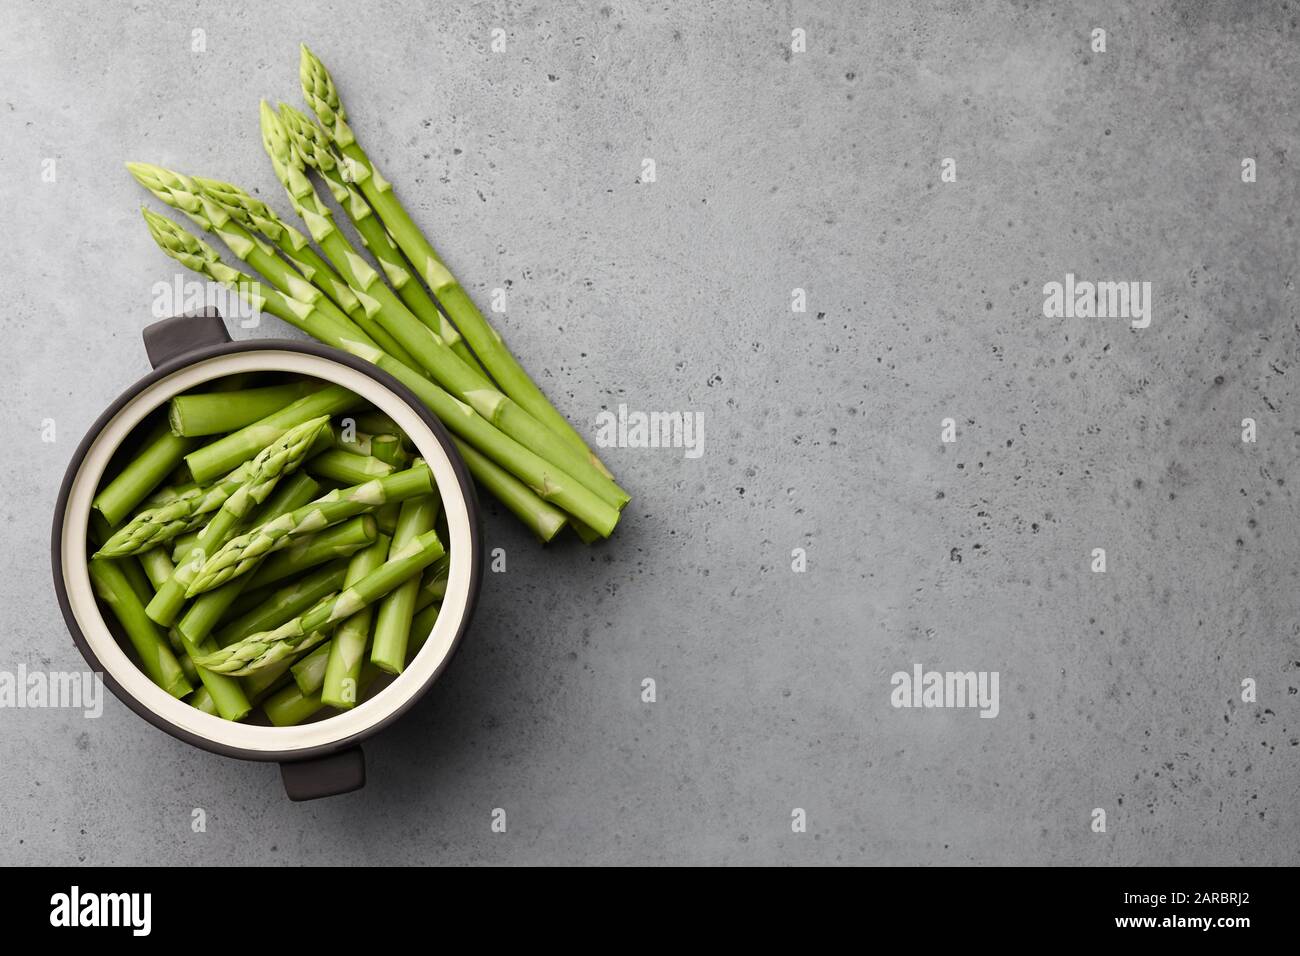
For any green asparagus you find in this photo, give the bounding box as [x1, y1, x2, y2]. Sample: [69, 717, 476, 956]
[243, 514, 377, 588]
[278, 102, 490, 380]
[300, 44, 617, 482]
[196, 529, 444, 676]
[144, 416, 331, 626]
[169, 380, 322, 437]
[186, 464, 434, 595]
[320, 531, 390, 709]
[304, 448, 394, 485]
[371, 493, 439, 673]
[174, 472, 321, 647]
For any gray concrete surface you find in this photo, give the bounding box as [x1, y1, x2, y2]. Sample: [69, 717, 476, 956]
[0, 1, 1296, 865]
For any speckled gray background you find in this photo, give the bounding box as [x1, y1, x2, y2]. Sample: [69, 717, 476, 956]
[0, 1, 1296, 865]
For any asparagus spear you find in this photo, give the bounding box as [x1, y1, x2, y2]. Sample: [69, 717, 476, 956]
[185, 384, 362, 484]
[276, 102, 488, 378]
[188, 686, 219, 716]
[300, 44, 616, 481]
[196, 529, 444, 676]
[267, 101, 629, 511]
[304, 448, 394, 486]
[369, 433, 407, 535]
[93, 425, 196, 527]
[169, 380, 322, 437]
[344, 342, 620, 536]
[290, 641, 332, 695]
[144, 416, 332, 625]
[187, 464, 434, 595]
[169, 465, 309, 716]
[320, 532, 390, 708]
[88, 557, 192, 698]
[95, 421, 328, 559]
[370, 493, 438, 674]
[173, 472, 321, 648]
[215, 562, 348, 647]
[140, 208, 375, 376]
[139, 212, 601, 537]
[243, 514, 377, 588]
[451, 436, 566, 542]
[194, 170, 420, 369]
[265, 605, 436, 726]
[188, 175, 365, 319]
[332, 423, 375, 456]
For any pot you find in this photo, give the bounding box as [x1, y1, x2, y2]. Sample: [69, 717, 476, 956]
[51, 309, 482, 800]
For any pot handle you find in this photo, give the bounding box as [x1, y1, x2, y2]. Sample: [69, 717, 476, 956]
[143, 307, 231, 370]
[279, 746, 366, 801]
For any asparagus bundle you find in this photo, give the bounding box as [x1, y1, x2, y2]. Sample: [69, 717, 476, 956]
[127, 43, 629, 543]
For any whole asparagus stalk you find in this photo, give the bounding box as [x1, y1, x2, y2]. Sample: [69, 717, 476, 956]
[320, 531, 390, 708]
[193, 170, 419, 368]
[185, 385, 361, 484]
[344, 342, 620, 536]
[196, 529, 444, 676]
[452, 436, 566, 542]
[187, 464, 435, 595]
[244, 514, 377, 588]
[144, 416, 332, 625]
[139, 212, 597, 538]
[276, 102, 487, 378]
[267, 99, 629, 511]
[173, 473, 321, 648]
[129, 163, 384, 349]
[188, 175, 365, 319]
[300, 44, 616, 480]
[370, 492, 438, 674]
[169, 380, 322, 437]
[140, 207, 375, 373]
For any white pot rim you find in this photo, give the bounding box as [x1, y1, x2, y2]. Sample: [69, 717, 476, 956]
[54, 344, 480, 758]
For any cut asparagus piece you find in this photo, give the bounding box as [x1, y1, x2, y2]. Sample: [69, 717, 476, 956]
[196, 529, 444, 676]
[93, 426, 196, 527]
[266, 614, 434, 726]
[88, 557, 192, 698]
[300, 44, 617, 482]
[174, 472, 321, 647]
[290, 641, 333, 695]
[243, 514, 377, 589]
[215, 562, 349, 648]
[371, 493, 439, 674]
[187, 464, 435, 595]
[321, 532, 390, 709]
[305, 448, 394, 486]
[144, 416, 332, 626]
[185, 384, 362, 484]
[169, 380, 322, 437]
